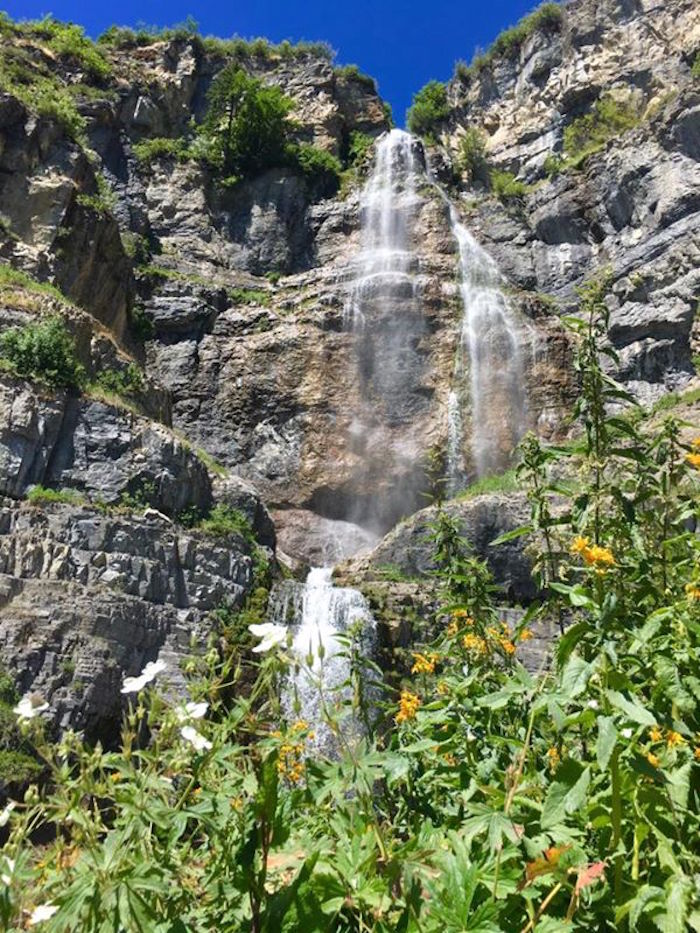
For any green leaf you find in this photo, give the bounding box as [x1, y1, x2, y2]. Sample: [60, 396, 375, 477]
[541, 780, 569, 829]
[565, 767, 590, 814]
[489, 524, 533, 547]
[666, 762, 691, 813]
[560, 655, 592, 699]
[596, 716, 617, 771]
[606, 690, 657, 726]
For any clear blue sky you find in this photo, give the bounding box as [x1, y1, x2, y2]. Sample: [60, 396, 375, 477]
[2, 0, 543, 124]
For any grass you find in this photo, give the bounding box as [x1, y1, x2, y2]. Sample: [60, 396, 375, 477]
[0, 263, 72, 306]
[195, 448, 228, 478]
[199, 505, 256, 544]
[76, 174, 117, 216]
[0, 750, 43, 784]
[26, 485, 86, 507]
[455, 468, 518, 501]
[456, 2, 562, 79]
[89, 363, 145, 398]
[228, 288, 269, 306]
[334, 63, 376, 92]
[132, 137, 191, 166]
[490, 169, 531, 201]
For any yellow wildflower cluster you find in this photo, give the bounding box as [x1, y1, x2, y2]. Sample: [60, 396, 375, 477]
[277, 720, 313, 784]
[570, 536, 615, 572]
[448, 609, 474, 637]
[648, 725, 686, 749]
[546, 746, 561, 773]
[487, 622, 517, 656]
[411, 652, 439, 675]
[462, 633, 489, 657]
[395, 690, 421, 724]
[520, 628, 534, 641]
[646, 752, 660, 768]
[686, 439, 700, 468]
[685, 582, 700, 601]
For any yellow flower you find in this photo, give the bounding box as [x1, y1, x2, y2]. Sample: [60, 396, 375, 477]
[462, 633, 489, 657]
[685, 582, 700, 601]
[436, 680, 449, 696]
[691, 437, 700, 450]
[666, 730, 685, 748]
[694, 746, 700, 761]
[411, 652, 438, 675]
[686, 452, 700, 469]
[500, 639, 516, 656]
[570, 536, 590, 556]
[395, 690, 421, 724]
[646, 752, 660, 768]
[446, 620, 458, 637]
[582, 544, 615, 567]
[291, 719, 309, 733]
[546, 746, 560, 773]
[442, 753, 457, 766]
[520, 628, 534, 641]
[649, 726, 663, 743]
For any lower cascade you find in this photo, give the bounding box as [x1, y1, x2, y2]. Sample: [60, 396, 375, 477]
[270, 567, 374, 748]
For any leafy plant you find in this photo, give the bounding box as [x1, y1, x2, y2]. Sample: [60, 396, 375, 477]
[406, 80, 449, 140]
[0, 316, 84, 389]
[132, 136, 191, 166]
[26, 485, 85, 507]
[287, 142, 342, 190]
[91, 363, 145, 398]
[561, 93, 641, 170]
[459, 2, 563, 78]
[334, 63, 376, 92]
[490, 169, 530, 201]
[457, 126, 487, 182]
[0, 263, 72, 306]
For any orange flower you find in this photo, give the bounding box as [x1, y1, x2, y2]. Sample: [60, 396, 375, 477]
[520, 628, 534, 641]
[462, 633, 489, 657]
[648, 726, 663, 743]
[686, 452, 700, 469]
[395, 690, 421, 725]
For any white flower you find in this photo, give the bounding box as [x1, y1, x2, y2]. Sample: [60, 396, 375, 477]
[249, 622, 287, 653]
[621, 728, 633, 739]
[180, 725, 212, 752]
[120, 659, 167, 694]
[0, 801, 16, 827]
[175, 701, 208, 723]
[1, 856, 14, 886]
[13, 694, 49, 721]
[28, 904, 59, 925]
[587, 699, 599, 710]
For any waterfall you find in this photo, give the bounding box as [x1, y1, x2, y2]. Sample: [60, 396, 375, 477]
[437, 195, 530, 492]
[270, 567, 374, 749]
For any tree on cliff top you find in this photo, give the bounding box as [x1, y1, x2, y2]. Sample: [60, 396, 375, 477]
[200, 63, 295, 178]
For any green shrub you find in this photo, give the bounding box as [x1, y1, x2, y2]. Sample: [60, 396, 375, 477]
[132, 136, 190, 166]
[0, 316, 84, 388]
[455, 468, 518, 500]
[25, 16, 112, 80]
[692, 52, 700, 79]
[199, 64, 295, 178]
[490, 169, 530, 201]
[543, 151, 564, 177]
[461, 2, 563, 77]
[334, 64, 376, 92]
[563, 93, 640, 166]
[382, 100, 394, 126]
[128, 305, 155, 340]
[457, 126, 487, 181]
[227, 288, 269, 306]
[406, 80, 449, 139]
[92, 363, 145, 398]
[97, 17, 199, 49]
[26, 485, 85, 506]
[346, 130, 374, 168]
[287, 142, 342, 189]
[76, 174, 117, 216]
[199, 504, 255, 543]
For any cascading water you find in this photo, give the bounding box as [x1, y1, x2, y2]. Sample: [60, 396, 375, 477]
[270, 567, 374, 749]
[444, 207, 530, 492]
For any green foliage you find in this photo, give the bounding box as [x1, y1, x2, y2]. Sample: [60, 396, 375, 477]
[287, 142, 342, 190]
[75, 174, 117, 216]
[0, 263, 71, 305]
[406, 79, 449, 139]
[195, 447, 228, 478]
[334, 63, 376, 92]
[490, 168, 530, 201]
[91, 363, 145, 398]
[382, 100, 394, 126]
[3, 271, 700, 931]
[199, 64, 295, 178]
[543, 151, 564, 177]
[456, 468, 518, 500]
[26, 485, 85, 506]
[0, 316, 84, 389]
[227, 287, 269, 305]
[457, 126, 487, 182]
[561, 94, 641, 169]
[692, 52, 700, 79]
[460, 2, 563, 78]
[24, 16, 112, 80]
[97, 17, 199, 49]
[199, 504, 256, 544]
[131, 136, 190, 166]
[199, 34, 333, 62]
[346, 130, 374, 168]
[0, 750, 42, 784]
[128, 305, 155, 341]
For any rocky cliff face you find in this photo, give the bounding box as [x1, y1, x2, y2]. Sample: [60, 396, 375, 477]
[0, 2, 697, 734]
[438, 0, 700, 403]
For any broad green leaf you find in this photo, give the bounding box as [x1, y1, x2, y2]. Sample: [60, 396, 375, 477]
[596, 716, 617, 771]
[666, 762, 691, 812]
[606, 690, 656, 726]
[560, 655, 592, 699]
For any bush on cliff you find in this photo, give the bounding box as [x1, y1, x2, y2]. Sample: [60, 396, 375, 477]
[406, 80, 449, 140]
[0, 316, 84, 389]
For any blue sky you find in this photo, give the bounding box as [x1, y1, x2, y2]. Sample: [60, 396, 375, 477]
[2, 0, 542, 123]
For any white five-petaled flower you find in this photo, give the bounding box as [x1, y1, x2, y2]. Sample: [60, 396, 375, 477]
[180, 725, 212, 752]
[587, 699, 599, 710]
[120, 659, 167, 694]
[28, 904, 59, 925]
[621, 727, 633, 739]
[0, 801, 16, 827]
[13, 694, 49, 721]
[1, 856, 14, 886]
[175, 701, 209, 723]
[248, 622, 287, 654]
